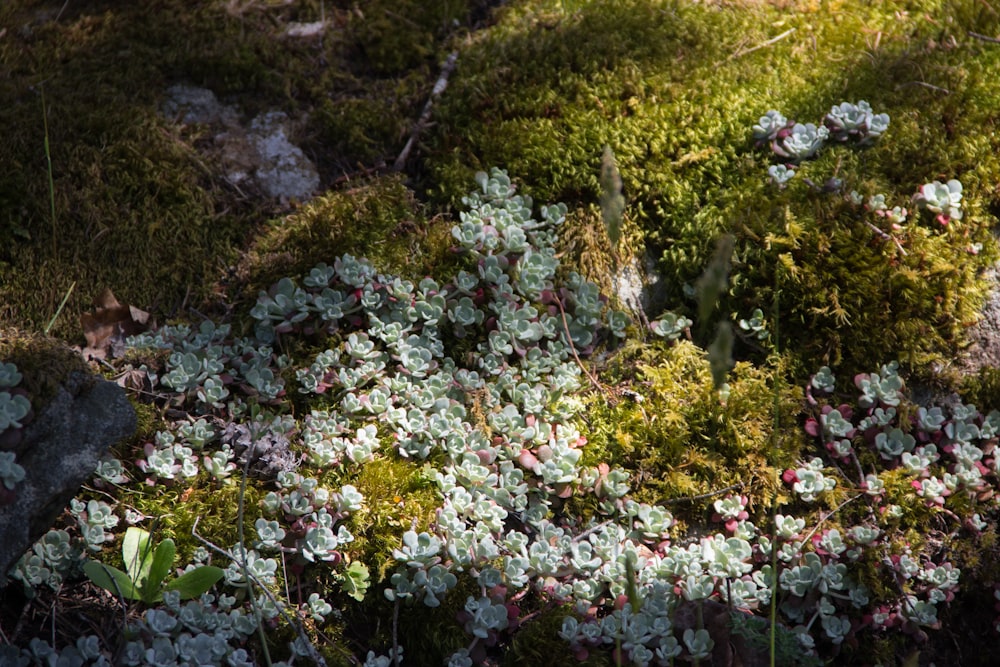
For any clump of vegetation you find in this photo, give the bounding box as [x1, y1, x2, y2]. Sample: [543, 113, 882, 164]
[426, 0, 1000, 371]
[7, 170, 1000, 666]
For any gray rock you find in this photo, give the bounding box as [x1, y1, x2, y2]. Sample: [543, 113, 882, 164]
[160, 85, 320, 203]
[0, 373, 136, 581]
[958, 264, 1000, 374]
[247, 111, 321, 201]
[161, 84, 239, 127]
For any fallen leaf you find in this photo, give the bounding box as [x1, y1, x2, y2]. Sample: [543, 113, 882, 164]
[80, 288, 150, 360]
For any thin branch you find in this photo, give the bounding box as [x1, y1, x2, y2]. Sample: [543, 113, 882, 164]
[552, 293, 608, 395]
[968, 30, 1000, 43]
[571, 519, 615, 543]
[393, 51, 459, 171]
[392, 599, 402, 667]
[728, 28, 796, 61]
[862, 220, 908, 256]
[797, 493, 864, 547]
[899, 80, 951, 94]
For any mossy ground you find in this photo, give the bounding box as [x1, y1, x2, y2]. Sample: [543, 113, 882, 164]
[5, 0, 1000, 665]
[0, 0, 480, 339]
[426, 0, 1000, 371]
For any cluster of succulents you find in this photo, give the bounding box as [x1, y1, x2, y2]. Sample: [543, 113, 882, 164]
[791, 362, 1000, 642]
[11, 496, 125, 593]
[754, 101, 889, 187]
[0, 590, 275, 667]
[6, 170, 996, 665]
[823, 101, 890, 144]
[754, 101, 889, 164]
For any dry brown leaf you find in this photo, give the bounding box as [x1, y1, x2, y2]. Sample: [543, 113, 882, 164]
[80, 288, 151, 360]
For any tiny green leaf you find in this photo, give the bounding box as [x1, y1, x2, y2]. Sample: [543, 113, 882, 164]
[341, 561, 370, 602]
[143, 538, 177, 604]
[121, 527, 154, 587]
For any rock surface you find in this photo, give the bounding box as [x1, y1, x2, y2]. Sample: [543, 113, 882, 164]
[161, 84, 320, 202]
[0, 373, 136, 581]
[958, 264, 1000, 374]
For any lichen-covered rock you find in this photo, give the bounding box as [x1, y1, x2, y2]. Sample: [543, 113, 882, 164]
[0, 372, 135, 582]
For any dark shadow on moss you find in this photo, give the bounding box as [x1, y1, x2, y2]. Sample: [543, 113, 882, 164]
[0, 0, 493, 340]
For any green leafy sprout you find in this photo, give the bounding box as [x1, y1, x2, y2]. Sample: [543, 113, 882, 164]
[83, 526, 224, 605]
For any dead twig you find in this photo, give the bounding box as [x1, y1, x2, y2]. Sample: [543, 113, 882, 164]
[393, 51, 459, 171]
[551, 292, 609, 396]
[968, 30, 1000, 43]
[728, 28, 796, 61]
[862, 220, 908, 256]
[798, 493, 864, 547]
[900, 80, 951, 94]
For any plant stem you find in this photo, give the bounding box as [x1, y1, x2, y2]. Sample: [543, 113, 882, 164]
[239, 412, 275, 667]
[41, 86, 57, 260]
[44, 280, 75, 336]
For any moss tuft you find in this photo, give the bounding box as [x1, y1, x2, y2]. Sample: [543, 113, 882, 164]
[238, 175, 457, 302]
[575, 340, 804, 529]
[342, 457, 442, 581]
[0, 329, 94, 408]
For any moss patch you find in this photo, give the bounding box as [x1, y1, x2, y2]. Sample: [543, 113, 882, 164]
[425, 0, 1000, 372]
[574, 340, 804, 530]
[238, 174, 457, 301]
[0, 329, 94, 409]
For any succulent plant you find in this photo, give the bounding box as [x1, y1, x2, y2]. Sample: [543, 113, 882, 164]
[0, 451, 25, 491]
[649, 311, 691, 340]
[0, 362, 22, 388]
[767, 163, 796, 186]
[752, 109, 790, 143]
[772, 123, 829, 161]
[914, 179, 963, 224]
[0, 391, 31, 432]
[823, 100, 889, 142]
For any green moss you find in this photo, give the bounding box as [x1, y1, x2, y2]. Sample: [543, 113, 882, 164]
[0, 329, 94, 408]
[239, 175, 457, 301]
[960, 366, 1000, 414]
[122, 477, 264, 566]
[425, 0, 1000, 373]
[343, 0, 476, 76]
[342, 457, 442, 580]
[574, 340, 804, 528]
